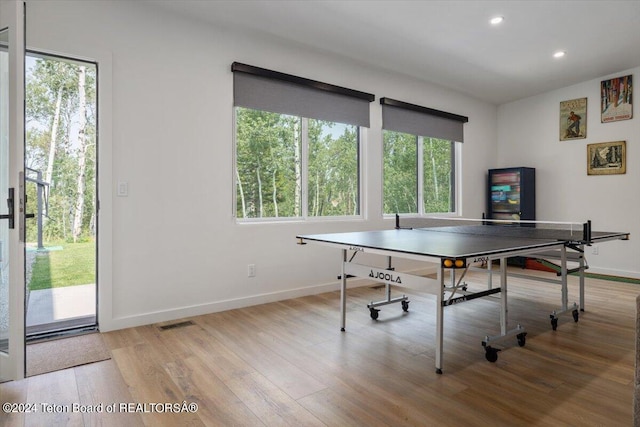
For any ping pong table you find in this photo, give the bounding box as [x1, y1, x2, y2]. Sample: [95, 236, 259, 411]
[296, 217, 629, 374]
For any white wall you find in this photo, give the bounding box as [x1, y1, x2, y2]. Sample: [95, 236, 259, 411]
[497, 68, 639, 278]
[26, 1, 498, 331]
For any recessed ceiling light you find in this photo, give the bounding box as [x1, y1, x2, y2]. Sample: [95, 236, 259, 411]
[490, 16, 504, 25]
[553, 50, 566, 59]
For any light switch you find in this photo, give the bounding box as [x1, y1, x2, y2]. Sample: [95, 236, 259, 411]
[117, 181, 129, 197]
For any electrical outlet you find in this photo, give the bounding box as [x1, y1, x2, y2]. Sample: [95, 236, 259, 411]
[248, 264, 256, 277]
[592, 245, 599, 255]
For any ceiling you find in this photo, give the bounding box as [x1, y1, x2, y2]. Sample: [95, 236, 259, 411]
[149, 0, 640, 105]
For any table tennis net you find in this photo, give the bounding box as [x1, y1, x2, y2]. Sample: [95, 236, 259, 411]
[395, 215, 591, 242]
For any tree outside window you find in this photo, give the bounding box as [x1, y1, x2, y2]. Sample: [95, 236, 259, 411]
[25, 55, 97, 244]
[235, 107, 360, 219]
[383, 130, 454, 215]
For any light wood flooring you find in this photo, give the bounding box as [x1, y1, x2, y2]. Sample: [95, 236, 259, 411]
[1, 269, 638, 426]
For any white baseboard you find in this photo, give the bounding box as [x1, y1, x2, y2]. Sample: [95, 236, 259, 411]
[99, 265, 439, 332]
[99, 278, 353, 332]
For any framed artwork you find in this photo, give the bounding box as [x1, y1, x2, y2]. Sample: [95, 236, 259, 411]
[601, 75, 633, 122]
[587, 141, 626, 175]
[560, 97, 587, 140]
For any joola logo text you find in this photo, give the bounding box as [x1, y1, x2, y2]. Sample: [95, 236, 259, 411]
[369, 270, 402, 284]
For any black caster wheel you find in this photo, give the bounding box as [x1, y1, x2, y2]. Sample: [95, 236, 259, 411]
[550, 316, 558, 331]
[484, 346, 500, 363]
[369, 307, 380, 320]
[516, 332, 527, 347]
[401, 300, 410, 312]
[572, 309, 579, 323]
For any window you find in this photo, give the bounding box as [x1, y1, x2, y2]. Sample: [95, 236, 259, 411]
[308, 120, 359, 216]
[381, 98, 467, 216]
[232, 63, 373, 220]
[235, 108, 359, 219]
[383, 131, 454, 214]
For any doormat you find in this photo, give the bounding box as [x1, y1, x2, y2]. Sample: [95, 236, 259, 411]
[27, 333, 111, 377]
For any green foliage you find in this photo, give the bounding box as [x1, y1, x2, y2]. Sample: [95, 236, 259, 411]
[28, 242, 96, 290]
[383, 131, 417, 214]
[235, 108, 360, 218]
[236, 108, 300, 218]
[383, 131, 454, 215]
[423, 137, 454, 213]
[308, 120, 359, 216]
[25, 56, 97, 243]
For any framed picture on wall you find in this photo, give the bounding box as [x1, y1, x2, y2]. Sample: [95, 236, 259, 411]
[587, 141, 626, 175]
[601, 75, 633, 122]
[560, 97, 587, 140]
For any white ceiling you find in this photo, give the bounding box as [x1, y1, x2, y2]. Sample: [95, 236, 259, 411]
[150, 0, 640, 105]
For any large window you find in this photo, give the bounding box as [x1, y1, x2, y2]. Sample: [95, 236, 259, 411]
[232, 63, 372, 221]
[381, 97, 466, 216]
[235, 108, 359, 219]
[383, 131, 454, 214]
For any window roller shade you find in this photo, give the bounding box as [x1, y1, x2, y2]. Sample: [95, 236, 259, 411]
[233, 63, 374, 128]
[381, 97, 468, 142]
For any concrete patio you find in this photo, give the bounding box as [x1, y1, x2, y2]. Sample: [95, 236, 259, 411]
[26, 283, 96, 327]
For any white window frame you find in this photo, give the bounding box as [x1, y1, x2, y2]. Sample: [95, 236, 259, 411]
[233, 109, 365, 223]
[382, 132, 460, 218]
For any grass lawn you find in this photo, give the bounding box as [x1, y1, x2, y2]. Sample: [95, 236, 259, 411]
[28, 241, 96, 290]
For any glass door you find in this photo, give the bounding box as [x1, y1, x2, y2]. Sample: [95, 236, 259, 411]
[0, 0, 26, 382]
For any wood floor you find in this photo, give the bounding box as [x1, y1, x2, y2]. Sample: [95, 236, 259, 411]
[1, 269, 637, 426]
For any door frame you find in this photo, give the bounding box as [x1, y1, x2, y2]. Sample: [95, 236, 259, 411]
[20, 1, 113, 336]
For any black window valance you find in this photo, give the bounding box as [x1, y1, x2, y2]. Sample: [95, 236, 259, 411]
[380, 97, 468, 142]
[232, 62, 374, 127]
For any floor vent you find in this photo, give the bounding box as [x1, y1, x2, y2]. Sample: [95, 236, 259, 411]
[158, 320, 195, 331]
